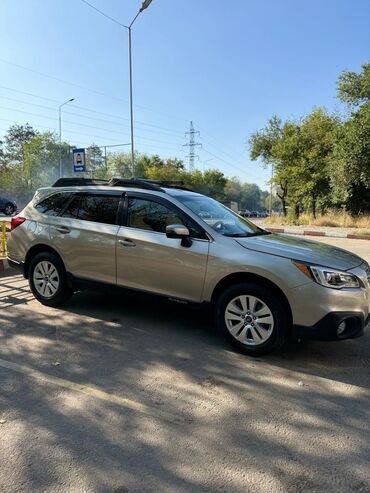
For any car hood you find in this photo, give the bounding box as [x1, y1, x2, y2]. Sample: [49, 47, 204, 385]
[236, 233, 364, 271]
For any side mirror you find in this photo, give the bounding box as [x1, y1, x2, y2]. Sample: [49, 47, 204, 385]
[166, 224, 192, 247]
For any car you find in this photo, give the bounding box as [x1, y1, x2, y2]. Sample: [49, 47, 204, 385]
[0, 195, 17, 215]
[7, 178, 370, 356]
[238, 209, 251, 218]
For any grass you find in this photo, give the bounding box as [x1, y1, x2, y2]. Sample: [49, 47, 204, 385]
[266, 212, 370, 229]
[352, 229, 370, 237]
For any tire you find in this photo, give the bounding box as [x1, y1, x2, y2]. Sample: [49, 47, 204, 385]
[215, 282, 288, 355]
[28, 252, 73, 307]
[4, 203, 15, 215]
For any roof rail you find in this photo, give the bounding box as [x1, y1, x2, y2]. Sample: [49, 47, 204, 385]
[52, 178, 109, 187]
[52, 177, 192, 193]
[143, 179, 193, 191]
[108, 178, 163, 191]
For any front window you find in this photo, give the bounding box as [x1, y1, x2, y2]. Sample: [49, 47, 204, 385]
[127, 197, 204, 238]
[173, 194, 267, 237]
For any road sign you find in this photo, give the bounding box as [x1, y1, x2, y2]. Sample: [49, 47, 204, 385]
[72, 148, 86, 172]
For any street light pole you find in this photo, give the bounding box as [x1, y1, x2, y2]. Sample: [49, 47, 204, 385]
[127, 0, 153, 177]
[59, 98, 75, 178]
[80, 0, 153, 177]
[128, 25, 135, 177]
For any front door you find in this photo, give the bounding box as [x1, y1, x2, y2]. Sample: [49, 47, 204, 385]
[116, 193, 209, 302]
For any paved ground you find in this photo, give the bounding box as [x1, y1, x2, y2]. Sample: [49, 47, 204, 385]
[0, 237, 369, 493]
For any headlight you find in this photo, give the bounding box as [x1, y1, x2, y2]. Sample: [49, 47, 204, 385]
[293, 262, 361, 289]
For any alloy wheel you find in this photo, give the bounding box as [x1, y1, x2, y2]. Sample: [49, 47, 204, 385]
[33, 261, 60, 298]
[225, 295, 274, 346]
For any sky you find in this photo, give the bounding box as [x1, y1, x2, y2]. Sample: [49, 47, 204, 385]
[0, 0, 369, 190]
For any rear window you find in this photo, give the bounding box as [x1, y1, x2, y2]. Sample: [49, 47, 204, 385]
[61, 194, 120, 225]
[35, 192, 72, 216]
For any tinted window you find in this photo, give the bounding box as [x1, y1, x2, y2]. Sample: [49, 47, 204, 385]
[61, 194, 119, 224]
[127, 198, 187, 233]
[36, 193, 72, 216]
[62, 195, 80, 219]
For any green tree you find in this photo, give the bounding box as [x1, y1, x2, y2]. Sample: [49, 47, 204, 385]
[337, 62, 370, 106]
[86, 143, 104, 176]
[3, 123, 37, 165]
[249, 117, 298, 216]
[333, 63, 370, 213]
[298, 108, 339, 217]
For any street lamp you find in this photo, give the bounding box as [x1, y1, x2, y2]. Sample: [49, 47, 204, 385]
[59, 98, 75, 178]
[127, 0, 153, 177]
[80, 0, 153, 176]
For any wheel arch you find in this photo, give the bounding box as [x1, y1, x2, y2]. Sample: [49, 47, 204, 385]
[211, 272, 293, 328]
[24, 244, 65, 278]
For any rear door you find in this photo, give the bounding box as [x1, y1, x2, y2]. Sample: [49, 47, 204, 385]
[49, 191, 121, 284]
[116, 192, 210, 301]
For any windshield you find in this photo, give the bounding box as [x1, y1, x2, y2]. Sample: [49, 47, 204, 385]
[173, 193, 267, 237]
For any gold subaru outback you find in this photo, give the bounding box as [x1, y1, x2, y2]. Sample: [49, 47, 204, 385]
[7, 178, 370, 355]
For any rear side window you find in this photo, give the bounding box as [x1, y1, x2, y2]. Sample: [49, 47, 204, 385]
[35, 192, 72, 216]
[61, 194, 120, 225]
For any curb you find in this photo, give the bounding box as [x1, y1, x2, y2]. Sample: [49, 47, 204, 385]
[265, 227, 370, 240]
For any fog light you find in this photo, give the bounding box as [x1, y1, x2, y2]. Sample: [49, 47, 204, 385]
[337, 320, 346, 336]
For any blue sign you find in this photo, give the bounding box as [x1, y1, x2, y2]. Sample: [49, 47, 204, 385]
[73, 148, 86, 172]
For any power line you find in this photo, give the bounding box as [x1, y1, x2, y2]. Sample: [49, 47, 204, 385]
[0, 57, 127, 104]
[0, 88, 185, 137]
[201, 147, 263, 182]
[0, 59, 187, 123]
[80, 0, 129, 28]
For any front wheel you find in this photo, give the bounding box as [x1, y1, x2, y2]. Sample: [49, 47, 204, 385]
[216, 283, 288, 355]
[29, 252, 73, 307]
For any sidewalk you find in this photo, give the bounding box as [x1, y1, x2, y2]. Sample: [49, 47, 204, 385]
[253, 220, 370, 240]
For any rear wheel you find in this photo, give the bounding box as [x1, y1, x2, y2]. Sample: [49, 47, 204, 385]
[4, 203, 15, 215]
[216, 283, 288, 355]
[29, 252, 73, 306]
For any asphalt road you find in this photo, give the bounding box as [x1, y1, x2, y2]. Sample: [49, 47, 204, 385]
[0, 237, 369, 493]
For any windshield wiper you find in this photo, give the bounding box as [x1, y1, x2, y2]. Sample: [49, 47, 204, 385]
[224, 230, 272, 238]
[223, 232, 253, 237]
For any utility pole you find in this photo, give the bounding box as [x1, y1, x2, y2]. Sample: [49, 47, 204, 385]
[183, 121, 202, 172]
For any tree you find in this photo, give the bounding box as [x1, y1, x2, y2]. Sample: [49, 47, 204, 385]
[331, 104, 370, 213]
[3, 123, 37, 165]
[224, 177, 242, 205]
[337, 62, 370, 106]
[333, 63, 370, 213]
[241, 183, 261, 211]
[249, 117, 297, 216]
[298, 109, 339, 217]
[250, 110, 339, 218]
[86, 143, 104, 175]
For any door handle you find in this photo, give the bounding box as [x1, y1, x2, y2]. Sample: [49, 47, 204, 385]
[119, 238, 136, 247]
[55, 226, 71, 234]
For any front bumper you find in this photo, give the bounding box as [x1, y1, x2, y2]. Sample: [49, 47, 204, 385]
[293, 312, 369, 341]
